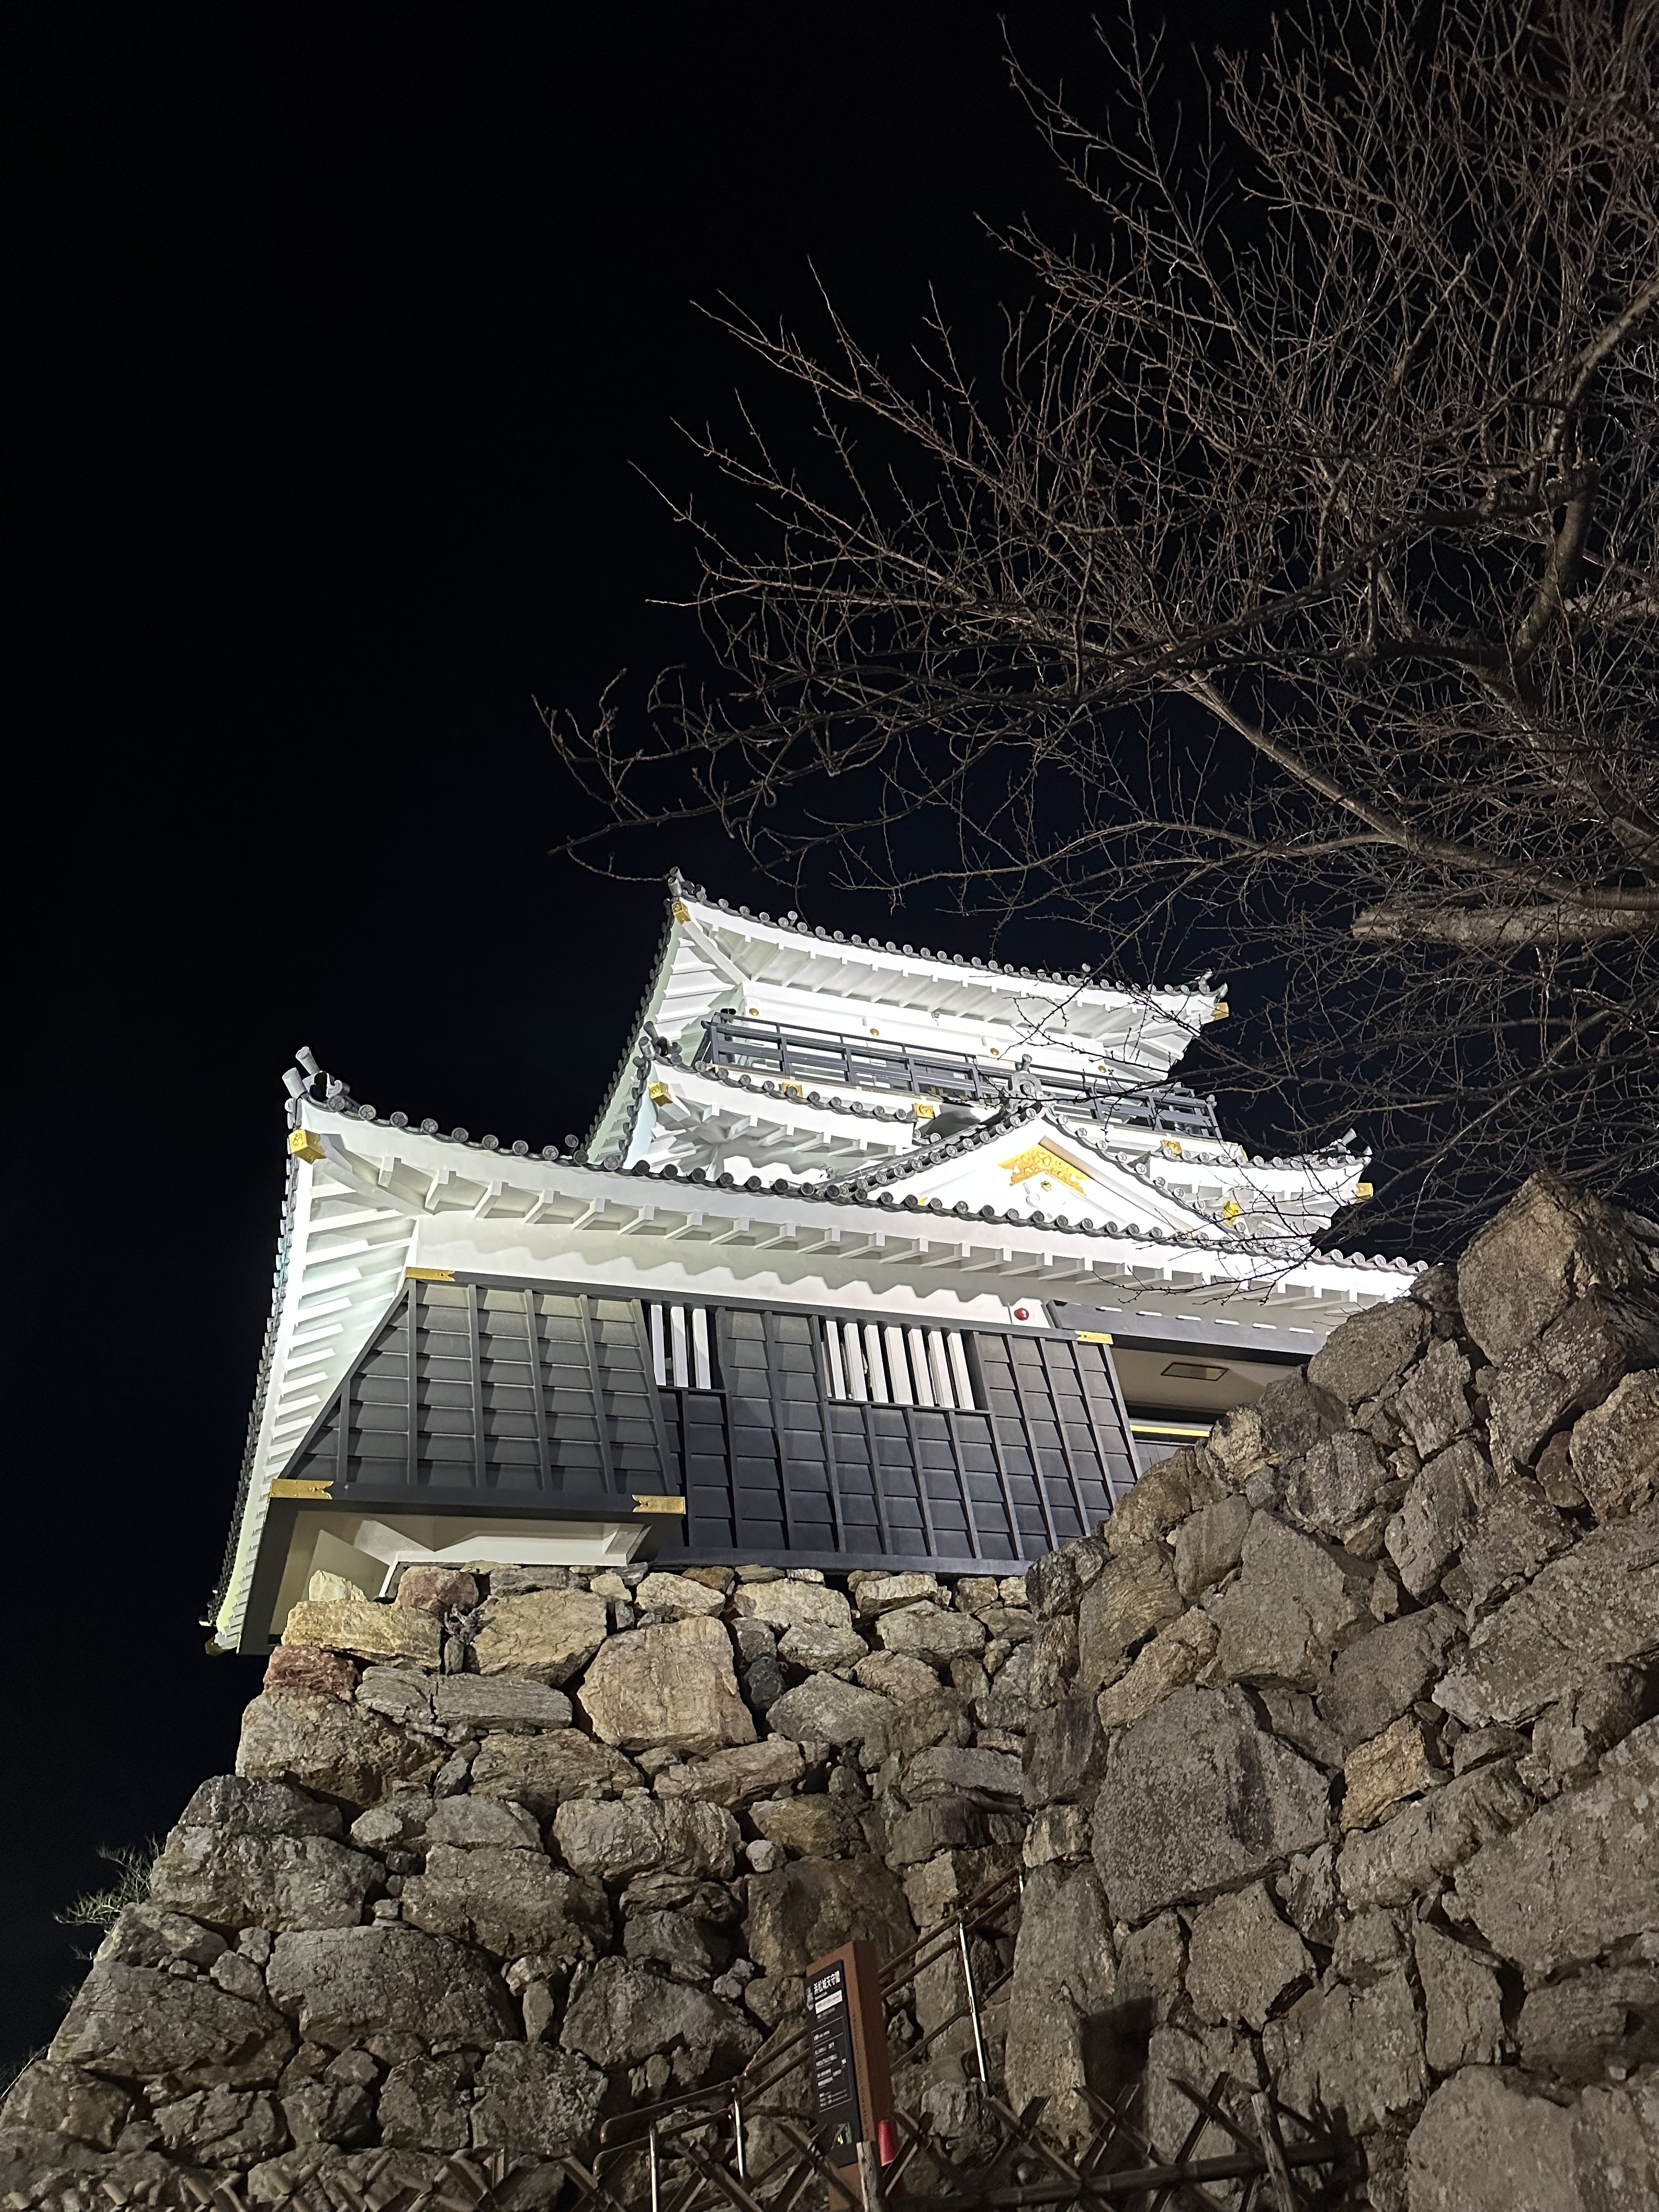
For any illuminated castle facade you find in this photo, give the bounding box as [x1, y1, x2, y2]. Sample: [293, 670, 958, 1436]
[212, 877, 1415, 1652]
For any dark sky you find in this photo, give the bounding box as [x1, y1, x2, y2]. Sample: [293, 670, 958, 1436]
[9, 4, 1274, 2067]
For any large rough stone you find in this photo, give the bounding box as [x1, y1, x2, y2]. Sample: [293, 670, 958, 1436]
[1105, 1448, 1224, 1555]
[1406, 2067, 1581, 2212]
[1456, 1171, 1654, 1364]
[264, 1644, 359, 1701]
[1487, 1295, 1659, 1469]
[281, 1598, 442, 1667]
[50, 1962, 295, 2086]
[1342, 1717, 1444, 1832]
[472, 1588, 608, 1683]
[635, 1570, 729, 1619]
[580, 1616, 755, 1756]
[1283, 1433, 1391, 1549]
[356, 1666, 437, 1728]
[1338, 1760, 1533, 1909]
[1385, 1440, 1486, 1598]
[237, 1691, 439, 1808]
[853, 1650, 942, 1703]
[1173, 1492, 1253, 1596]
[1255, 1372, 1346, 1460]
[1454, 1717, 1659, 1980]
[423, 1795, 540, 1848]
[245, 2146, 454, 2205]
[1095, 1609, 1217, 1734]
[93, 1902, 228, 1969]
[1075, 1541, 1181, 1694]
[470, 2044, 606, 2159]
[1204, 1514, 1373, 1688]
[1517, 1663, 1648, 1797]
[180, 1774, 345, 1838]
[1570, 2076, 1659, 2211]
[1308, 1297, 1428, 1408]
[431, 1675, 573, 1733]
[1022, 1695, 1109, 1808]
[744, 1855, 915, 1976]
[622, 1904, 725, 1980]
[468, 1728, 640, 1815]
[874, 1602, 986, 1663]
[1319, 1605, 1463, 1749]
[265, 1926, 516, 2049]
[0, 2062, 131, 2149]
[654, 1737, 805, 1806]
[1263, 1965, 1427, 2136]
[777, 1620, 869, 1672]
[1184, 1882, 1312, 2029]
[1144, 2021, 1262, 2168]
[394, 1566, 478, 1613]
[902, 1844, 1020, 1930]
[148, 1820, 378, 1933]
[877, 1685, 968, 1764]
[1397, 1338, 1479, 1459]
[1257, 1685, 1346, 1770]
[1516, 1966, 1659, 2083]
[154, 2085, 286, 2168]
[377, 2055, 471, 2152]
[883, 1796, 989, 1869]
[1459, 1480, 1575, 1610]
[1090, 1686, 1330, 1926]
[551, 1796, 740, 1882]
[1026, 1536, 1107, 1620]
[279, 2056, 377, 2149]
[765, 1673, 894, 1753]
[1434, 1504, 1659, 1726]
[1571, 1369, 1659, 1523]
[400, 1846, 611, 1962]
[560, 1957, 760, 2083]
[748, 1794, 866, 1859]
[1205, 1403, 1273, 1489]
[904, 1743, 1023, 1799]
[853, 1571, 941, 1615]
[1414, 1925, 1503, 2072]
[1028, 1616, 1079, 1705]
[1003, 1861, 1116, 2135]
[733, 1580, 855, 1635]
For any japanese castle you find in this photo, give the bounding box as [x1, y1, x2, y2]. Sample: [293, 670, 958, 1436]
[211, 876, 1419, 1653]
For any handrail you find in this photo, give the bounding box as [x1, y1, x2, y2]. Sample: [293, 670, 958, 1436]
[694, 1015, 1217, 1132]
[596, 1863, 1026, 2159]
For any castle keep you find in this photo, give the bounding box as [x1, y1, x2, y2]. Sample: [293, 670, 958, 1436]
[215, 878, 1409, 1654]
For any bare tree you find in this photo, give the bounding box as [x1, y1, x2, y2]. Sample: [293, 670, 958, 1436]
[550, 0, 1659, 1251]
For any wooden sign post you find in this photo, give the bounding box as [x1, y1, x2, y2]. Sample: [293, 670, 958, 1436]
[806, 1940, 895, 2206]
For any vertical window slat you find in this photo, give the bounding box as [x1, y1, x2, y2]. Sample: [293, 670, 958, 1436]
[668, 1305, 691, 1390]
[822, 1316, 848, 1398]
[648, 1304, 667, 1387]
[907, 1327, 936, 1408]
[690, 1306, 712, 1390]
[946, 1331, 975, 1412]
[884, 1325, 914, 1406]
[927, 1330, 957, 1409]
[843, 1322, 868, 1403]
[862, 1323, 889, 1404]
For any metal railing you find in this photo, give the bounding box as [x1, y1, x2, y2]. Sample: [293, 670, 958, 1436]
[173, 1861, 1345, 2211]
[695, 1016, 1219, 1134]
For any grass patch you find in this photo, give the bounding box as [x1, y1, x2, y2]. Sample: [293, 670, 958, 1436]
[57, 1837, 163, 1936]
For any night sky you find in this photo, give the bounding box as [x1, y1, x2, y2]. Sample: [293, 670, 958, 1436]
[9, 5, 1273, 2068]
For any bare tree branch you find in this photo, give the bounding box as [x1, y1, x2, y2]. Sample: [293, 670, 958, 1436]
[549, 0, 1659, 1251]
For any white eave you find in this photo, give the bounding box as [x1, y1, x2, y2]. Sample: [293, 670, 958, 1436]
[216, 1096, 1407, 1651]
[588, 884, 1220, 1160]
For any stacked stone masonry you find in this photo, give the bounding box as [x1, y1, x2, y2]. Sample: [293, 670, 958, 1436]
[6, 1173, 1659, 2209]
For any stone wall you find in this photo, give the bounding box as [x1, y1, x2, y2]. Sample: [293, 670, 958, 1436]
[6, 1173, 1658, 2210]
